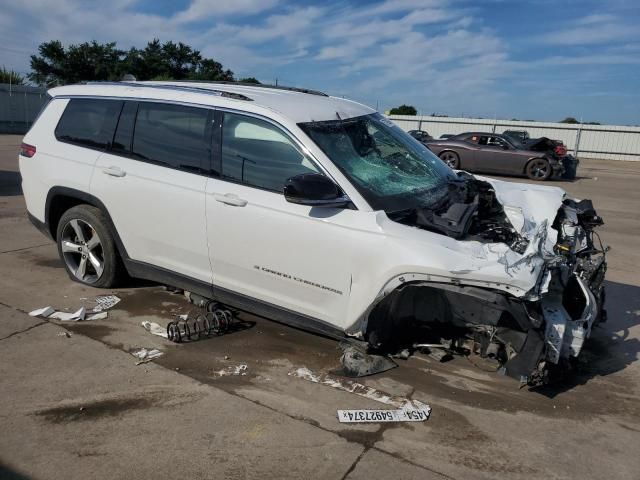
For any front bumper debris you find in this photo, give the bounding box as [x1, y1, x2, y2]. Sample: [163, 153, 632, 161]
[543, 275, 599, 364]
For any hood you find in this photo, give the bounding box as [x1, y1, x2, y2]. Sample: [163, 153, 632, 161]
[383, 173, 567, 299]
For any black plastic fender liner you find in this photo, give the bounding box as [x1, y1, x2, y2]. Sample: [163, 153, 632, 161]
[502, 329, 545, 381]
[364, 281, 536, 347]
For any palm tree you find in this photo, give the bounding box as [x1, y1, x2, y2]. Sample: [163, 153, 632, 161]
[0, 66, 25, 85]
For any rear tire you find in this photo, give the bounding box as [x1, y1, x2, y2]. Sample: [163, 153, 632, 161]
[56, 205, 123, 288]
[525, 158, 552, 181]
[439, 151, 460, 169]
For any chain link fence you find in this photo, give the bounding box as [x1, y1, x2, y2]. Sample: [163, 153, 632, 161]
[0, 83, 49, 134]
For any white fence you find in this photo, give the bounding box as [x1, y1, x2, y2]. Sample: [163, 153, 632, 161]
[388, 115, 640, 161]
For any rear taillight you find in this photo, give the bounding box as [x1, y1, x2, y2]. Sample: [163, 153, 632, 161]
[20, 143, 36, 158]
[554, 145, 566, 156]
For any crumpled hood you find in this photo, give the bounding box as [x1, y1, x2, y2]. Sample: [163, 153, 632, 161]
[471, 175, 566, 296]
[377, 174, 569, 300]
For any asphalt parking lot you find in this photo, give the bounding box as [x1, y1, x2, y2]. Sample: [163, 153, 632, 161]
[1, 134, 639, 480]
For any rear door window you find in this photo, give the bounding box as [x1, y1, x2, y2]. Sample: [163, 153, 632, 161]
[131, 102, 213, 173]
[221, 112, 319, 192]
[55, 98, 123, 150]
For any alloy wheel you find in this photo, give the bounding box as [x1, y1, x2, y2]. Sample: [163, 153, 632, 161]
[60, 219, 105, 283]
[440, 152, 458, 168]
[529, 159, 550, 179]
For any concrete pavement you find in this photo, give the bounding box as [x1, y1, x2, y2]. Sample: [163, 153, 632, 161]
[1, 135, 639, 479]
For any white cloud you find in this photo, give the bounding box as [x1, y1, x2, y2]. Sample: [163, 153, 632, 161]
[174, 0, 280, 23]
[540, 14, 639, 45]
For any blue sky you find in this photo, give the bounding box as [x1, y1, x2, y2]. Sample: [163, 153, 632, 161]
[1, 0, 639, 124]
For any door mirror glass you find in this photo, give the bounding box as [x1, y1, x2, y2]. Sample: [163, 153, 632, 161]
[284, 173, 349, 208]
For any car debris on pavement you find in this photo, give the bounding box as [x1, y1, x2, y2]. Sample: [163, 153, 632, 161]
[49, 307, 86, 321]
[92, 294, 121, 312]
[131, 348, 164, 365]
[141, 320, 169, 339]
[29, 295, 121, 322]
[289, 367, 431, 422]
[28, 306, 55, 317]
[213, 364, 248, 377]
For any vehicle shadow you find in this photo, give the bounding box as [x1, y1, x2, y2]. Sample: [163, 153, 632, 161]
[0, 170, 22, 196]
[535, 279, 640, 397]
[0, 464, 31, 480]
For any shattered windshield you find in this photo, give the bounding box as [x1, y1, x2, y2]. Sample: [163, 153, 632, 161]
[299, 113, 456, 212]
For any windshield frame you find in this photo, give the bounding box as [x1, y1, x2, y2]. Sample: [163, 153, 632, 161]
[298, 113, 457, 213]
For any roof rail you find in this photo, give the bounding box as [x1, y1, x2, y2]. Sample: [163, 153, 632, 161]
[162, 80, 329, 97]
[82, 81, 253, 101]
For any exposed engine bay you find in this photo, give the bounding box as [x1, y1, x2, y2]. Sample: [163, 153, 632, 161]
[389, 172, 529, 253]
[367, 173, 607, 386]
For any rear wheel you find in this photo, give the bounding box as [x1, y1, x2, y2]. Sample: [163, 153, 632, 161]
[439, 151, 460, 169]
[56, 205, 123, 288]
[525, 158, 552, 181]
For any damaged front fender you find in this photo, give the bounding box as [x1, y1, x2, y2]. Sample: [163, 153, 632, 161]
[353, 175, 607, 385]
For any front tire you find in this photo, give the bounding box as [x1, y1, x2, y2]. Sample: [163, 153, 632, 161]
[439, 151, 460, 169]
[525, 158, 552, 181]
[56, 205, 123, 288]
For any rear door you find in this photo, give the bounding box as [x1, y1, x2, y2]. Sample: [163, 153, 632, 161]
[91, 100, 213, 284]
[205, 111, 357, 330]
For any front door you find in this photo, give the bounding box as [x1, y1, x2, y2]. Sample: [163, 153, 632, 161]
[205, 111, 357, 330]
[475, 135, 520, 173]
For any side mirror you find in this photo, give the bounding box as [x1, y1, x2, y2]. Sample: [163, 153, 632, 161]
[284, 173, 350, 208]
[501, 144, 510, 150]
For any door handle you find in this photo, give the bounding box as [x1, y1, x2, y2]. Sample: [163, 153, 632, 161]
[102, 166, 126, 177]
[213, 193, 248, 207]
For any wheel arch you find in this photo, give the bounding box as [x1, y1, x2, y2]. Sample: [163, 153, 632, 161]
[45, 187, 129, 260]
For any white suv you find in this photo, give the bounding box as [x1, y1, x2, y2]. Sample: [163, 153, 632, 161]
[20, 81, 607, 384]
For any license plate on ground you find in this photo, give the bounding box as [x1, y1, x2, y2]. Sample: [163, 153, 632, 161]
[337, 408, 430, 423]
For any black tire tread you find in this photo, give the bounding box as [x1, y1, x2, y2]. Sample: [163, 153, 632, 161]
[56, 204, 124, 288]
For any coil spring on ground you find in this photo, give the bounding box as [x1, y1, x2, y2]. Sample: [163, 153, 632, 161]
[166, 305, 233, 343]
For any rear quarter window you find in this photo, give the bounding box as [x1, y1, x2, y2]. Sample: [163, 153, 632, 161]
[55, 98, 123, 150]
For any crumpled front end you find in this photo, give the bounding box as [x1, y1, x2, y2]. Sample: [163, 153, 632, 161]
[532, 198, 607, 384]
[363, 174, 607, 386]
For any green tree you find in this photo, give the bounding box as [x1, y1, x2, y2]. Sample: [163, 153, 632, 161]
[190, 58, 234, 81]
[29, 39, 236, 85]
[0, 66, 25, 85]
[389, 104, 417, 115]
[238, 77, 261, 84]
[29, 40, 122, 86]
[559, 117, 579, 124]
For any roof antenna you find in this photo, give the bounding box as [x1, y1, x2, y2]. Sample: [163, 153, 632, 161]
[336, 111, 342, 120]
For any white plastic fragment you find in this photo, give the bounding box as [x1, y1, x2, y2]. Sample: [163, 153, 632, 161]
[289, 367, 431, 417]
[93, 295, 121, 312]
[49, 307, 86, 322]
[85, 312, 108, 321]
[131, 348, 163, 365]
[213, 364, 248, 377]
[29, 306, 55, 317]
[141, 321, 168, 338]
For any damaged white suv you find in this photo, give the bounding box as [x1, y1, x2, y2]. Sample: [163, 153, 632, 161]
[20, 81, 607, 385]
